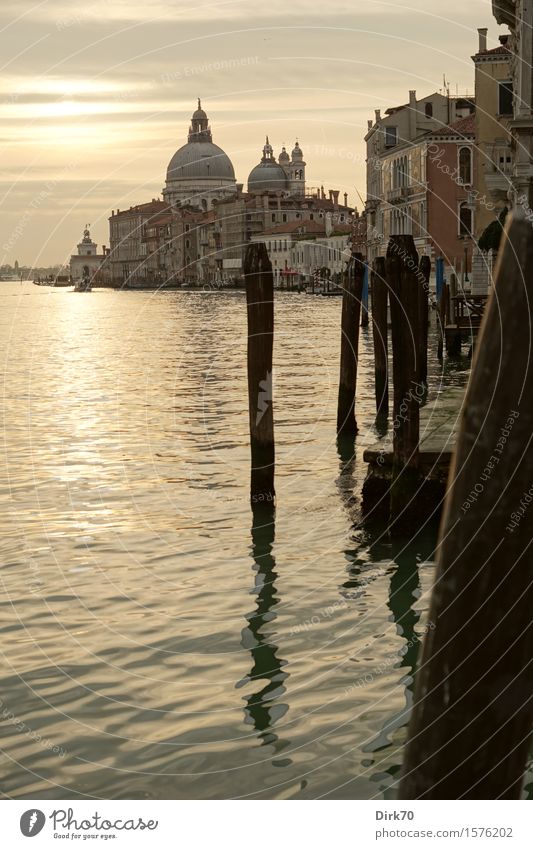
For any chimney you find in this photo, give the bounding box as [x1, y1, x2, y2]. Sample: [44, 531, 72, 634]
[328, 190, 333, 202]
[478, 27, 488, 53]
[409, 90, 417, 139]
[332, 190, 340, 208]
[375, 109, 381, 123]
[344, 192, 348, 207]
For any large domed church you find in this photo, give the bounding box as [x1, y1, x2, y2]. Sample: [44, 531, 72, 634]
[163, 100, 237, 209]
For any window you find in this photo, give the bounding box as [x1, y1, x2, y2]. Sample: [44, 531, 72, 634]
[282, 213, 287, 222]
[498, 81, 513, 116]
[459, 147, 472, 185]
[459, 202, 473, 237]
[425, 102, 433, 118]
[385, 126, 398, 147]
[272, 213, 276, 222]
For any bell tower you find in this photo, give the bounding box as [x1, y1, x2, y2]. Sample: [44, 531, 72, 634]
[288, 140, 306, 197]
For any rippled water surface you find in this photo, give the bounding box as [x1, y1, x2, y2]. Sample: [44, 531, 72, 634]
[1, 282, 470, 799]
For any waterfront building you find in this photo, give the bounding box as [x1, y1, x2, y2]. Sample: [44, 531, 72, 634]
[106, 200, 170, 286]
[69, 226, 107, 286]
[471, 27, 513, 237]
[491, 1, 533, 207]
[251, 218, 352, 288]
[365, 89, 475, 265]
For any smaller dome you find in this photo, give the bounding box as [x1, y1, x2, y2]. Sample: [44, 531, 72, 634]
[279, 146, 290, 162]
[192, 98, 207, 121]
[248, 161, 288, 193]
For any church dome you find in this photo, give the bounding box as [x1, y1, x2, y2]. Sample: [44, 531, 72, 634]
[247, 136, 289, 193]
[167, 142, 235, 182]
[164, 100, 236, 203]
[279, 146, 290, 163]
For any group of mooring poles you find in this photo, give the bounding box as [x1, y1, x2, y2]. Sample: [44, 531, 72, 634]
[244, 216, 533, 797]
[244, 236, 430, 526]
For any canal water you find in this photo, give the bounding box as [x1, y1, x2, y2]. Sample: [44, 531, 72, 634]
[0, 280, 504, 800]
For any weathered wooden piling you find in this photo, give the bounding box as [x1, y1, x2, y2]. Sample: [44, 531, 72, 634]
[386, 235, 421, 527]
[418, 256, 430, 391]
[400, 212, 533, 799]
[244, 242, 275, 507]
[337, 254, 365, 438]
[437, 281, 449, 361]
[371, 257, 389, 421]
[361, 263, 369, 327]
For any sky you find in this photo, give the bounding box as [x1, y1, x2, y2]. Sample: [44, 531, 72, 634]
[0, 0, 505, 266]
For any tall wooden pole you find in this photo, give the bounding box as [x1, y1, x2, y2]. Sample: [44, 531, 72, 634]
[244, 243, 275, 507]
[437, 281, 448, 361]
[371, 256, 389, 421]
[400, 212, 533, 799]
[387, 236, 420, 528]
[418, 256, 430, 392]
[337, 254, 364, 438]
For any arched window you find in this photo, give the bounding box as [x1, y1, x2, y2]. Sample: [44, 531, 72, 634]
[425, 102, 433, 118]
[459, 202, 473, 237]
[459, 147, 472, 185]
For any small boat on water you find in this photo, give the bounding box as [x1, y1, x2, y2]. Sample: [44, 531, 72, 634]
[73, 279, 92, 292]
[73, 267, 92, 292]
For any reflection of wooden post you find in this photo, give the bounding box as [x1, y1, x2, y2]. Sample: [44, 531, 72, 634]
[371, 257, 388, 420]
[387, 236, 420, 527]
[400, 213, 533, 800]
[418, 256, 430, 391]
[244, 243, 275, 507]
[337, 254, 364, 438]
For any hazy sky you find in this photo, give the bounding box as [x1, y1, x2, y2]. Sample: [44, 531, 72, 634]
[1, 0, 503, 266]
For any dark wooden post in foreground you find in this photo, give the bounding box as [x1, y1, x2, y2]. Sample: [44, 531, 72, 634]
[387, 236, 421, 527]
[437, 281, 448, 361]
[418, 256, 430, 391]
[337, 254, 365, 438]
[371, 257, 389, 421]
[400, 212, 533, 799]
[244, 243, 275, 507]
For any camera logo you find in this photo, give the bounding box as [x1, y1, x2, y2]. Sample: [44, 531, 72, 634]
[20, 810, 46, 837]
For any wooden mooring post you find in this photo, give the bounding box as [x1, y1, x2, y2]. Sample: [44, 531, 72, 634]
[400, 212, 533, 799]
[387, 235, 421, 528]
[371, 257, 388, 421]
[418, 256, 430, 392]
[244, 242, 275, 507]
[437, 281, 449, 361]
[337, 254, 365, 439]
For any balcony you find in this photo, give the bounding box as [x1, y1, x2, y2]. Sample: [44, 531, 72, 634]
[387, 186, 410, 204]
